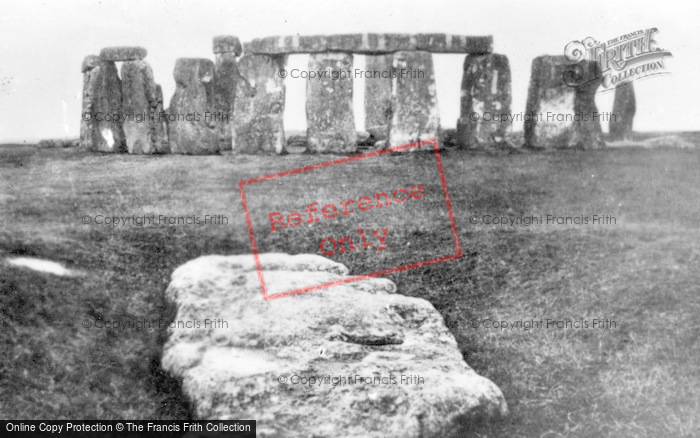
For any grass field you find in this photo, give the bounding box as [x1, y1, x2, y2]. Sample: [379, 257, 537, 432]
[1, 140, 699, 437]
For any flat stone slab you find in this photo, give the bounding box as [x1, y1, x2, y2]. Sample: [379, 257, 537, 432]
[213, 35, 242, 56]
[99, 46, 147, 61]
[244, 33, 493, 55]
[162, 253, 507, 437]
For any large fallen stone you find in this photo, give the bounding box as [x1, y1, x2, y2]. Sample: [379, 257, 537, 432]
[232, 54, 287, 154]
[524, 55, 605, 149]
[364, 54, 394, 142]
[388, 51, 440, 151]
[306, 53, 357, 153]
[609, 82, 635, 141]
[245, 33, 493, 55]
[162, 253, 508, 437]
[456, 54, 512, 148]
[167, 58, 219, 154]
[120, 60, 167, 154]
[99, 46, 147, 61]
[80, 56, 126, 152]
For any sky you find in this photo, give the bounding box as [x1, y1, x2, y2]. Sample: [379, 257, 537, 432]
[0, 0, 697, 142]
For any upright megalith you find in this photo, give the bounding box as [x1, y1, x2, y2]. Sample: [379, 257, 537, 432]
[121, 60, 167, 154]
[387, 51, 440, 151]
[609, 82, 636, 141]
[213, 36, 243, 151]
[80, 55, 126, 153]
[168, 58, 219, 154]
[232, 54, 287, 154]
[306, 53, 356, 153]
[364, 54, 393, 142]
[524, 55, 605, 149]
[456, 54, 512, 148]
[99, 46, 147, 62]
[154, 84, 170, 153]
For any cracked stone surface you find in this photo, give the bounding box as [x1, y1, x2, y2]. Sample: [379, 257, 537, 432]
[162, 253, 508, 438]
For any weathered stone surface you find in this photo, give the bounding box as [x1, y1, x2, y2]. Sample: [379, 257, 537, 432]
[81, 55, 101, 73]
[120, 60, 167, 154]
[162, 253, 508, 437]
[99, 46, 147, 62]
[609, 82, 635, 141]
[213, 52, 242, 151]
[167, 58, 218, 154]
[232, 55, 286, 154]
[416, 34, 493, 54]
[213, 35, 242, 56]
[364, 54, 394, 142]
[456, 54, 512, 148]
[154, 84, 170, 153]
[245, 33, 493, 55]
[306, 53, 356, 154]
[388, 51, 440, 151]
[524, 56, 605, 149]
[247, 35, 328, 54]
[80, 60, 126, 153]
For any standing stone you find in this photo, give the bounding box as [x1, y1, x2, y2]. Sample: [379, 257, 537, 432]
[306, 53, 356, 153]
[456, 54, 512, 148]
[364, 54, 393, 142]
[213, 36, 243, 151]
[388, 51, 440, 151]
[154, 84, 170, 153]
[232, 54, 287, 154]
[80, 56, 126, 153]
[524, 56, 605, 149]
[609, 82, 635, 141]
[168, 58, 218, 154]
[121, 60, 166, 154]
[162, 253, 509, 436]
